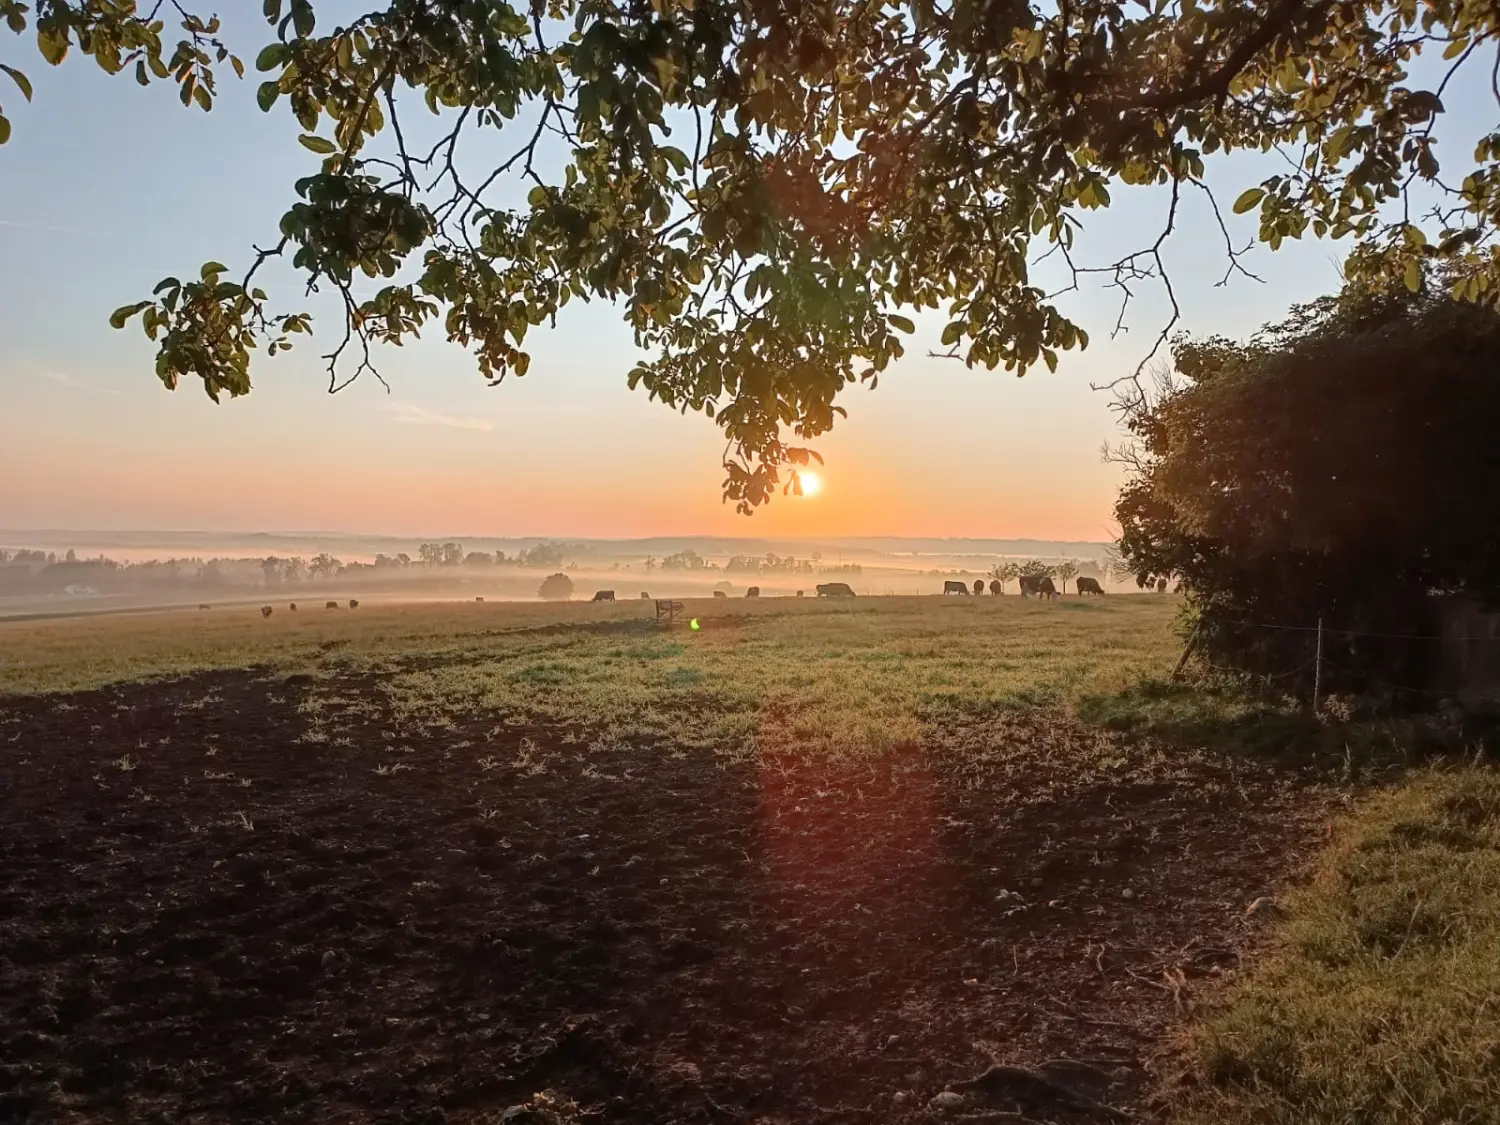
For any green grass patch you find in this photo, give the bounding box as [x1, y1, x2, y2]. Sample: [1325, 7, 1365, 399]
[1183, 763, 1500, 1125]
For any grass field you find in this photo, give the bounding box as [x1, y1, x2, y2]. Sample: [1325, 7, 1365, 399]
[1, 594, 1496, 1124]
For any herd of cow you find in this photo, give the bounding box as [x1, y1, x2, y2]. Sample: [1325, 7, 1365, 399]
[941, 576, 1106, 599]
[241, 576, 1171, 617]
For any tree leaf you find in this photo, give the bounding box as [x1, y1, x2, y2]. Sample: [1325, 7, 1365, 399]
[37, 30, 68, 66]
[941, 321, 962, 346]
[257, 80, 281, 111]
[1404, 258, 1422, 292]
[201, 261, 229, 280]
[108, 301, 151, 329]
[255, 44, 284, 72]
[1, 64, 33, 102]
[0, 113, 10, 146]
[886, 314, 915, 334]
[298, 134, 336, 154]
[1233, 187, 1265, 214]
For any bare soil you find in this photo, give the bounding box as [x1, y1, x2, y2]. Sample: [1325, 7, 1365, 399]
[0, 671, 1329, 1125]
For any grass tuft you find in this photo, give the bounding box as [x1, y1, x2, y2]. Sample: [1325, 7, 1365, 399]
[1182, 763, 1500, 1125]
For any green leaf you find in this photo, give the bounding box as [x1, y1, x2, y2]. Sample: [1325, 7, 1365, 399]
[1404, 257, 1422, 292]
[291, 0, 315, 38]
[941, 321, 962, 346]
[136, 60, 149, 86]
[1233, 187, 1265, 214]
[886, 314, 915, 334]
[1, 64, 33, 102]
[109, 301, 151, 329]
[37, 30, 68, 67]
[0, 112, 10, 146]
[298, 134, 336, 154]
[257, 80, 281, 111]
[263, 0, 283, 20]
[255, 44, 284, 72]
[201, 261, 229, 280]
[526, 185, 549, 207]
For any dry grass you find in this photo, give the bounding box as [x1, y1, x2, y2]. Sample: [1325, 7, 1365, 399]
[1183, 762, 1500, 1125]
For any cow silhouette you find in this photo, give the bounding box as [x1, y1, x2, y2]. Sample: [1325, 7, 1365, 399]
[989, 580, 1002, 596]
[261, 606, 273, 618]
[325, 601, 339, 609]
[1019, 575, 1058, 600]
[1076, 576, 1105, 596]
[348, 599, 359, 609]
[943, 580, 970, 595]
[592, 590, 616, 602]
[746, 587, 760, 598]
[816, 582, 855, 597]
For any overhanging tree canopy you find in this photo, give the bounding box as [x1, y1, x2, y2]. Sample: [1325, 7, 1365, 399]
[5, 0, 1500, 507]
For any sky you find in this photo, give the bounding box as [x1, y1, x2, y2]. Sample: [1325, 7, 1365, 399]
[0, 11, 1488, 541]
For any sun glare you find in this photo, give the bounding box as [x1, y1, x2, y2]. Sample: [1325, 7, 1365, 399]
[798, 471, 823, 497]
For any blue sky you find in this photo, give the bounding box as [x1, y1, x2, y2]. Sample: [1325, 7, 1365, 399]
[0, 11, 1487, 539]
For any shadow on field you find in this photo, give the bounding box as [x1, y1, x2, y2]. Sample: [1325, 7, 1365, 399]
[0, 670, 1331, 1125]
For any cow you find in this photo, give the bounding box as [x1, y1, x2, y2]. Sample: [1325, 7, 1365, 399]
[1076, 576, 1105, 596]
[325, 601, 339, 609]
[796, 590, 805, 597]
[261, 606, 274, 618]
[974, 580, 986, 595]
[199, 604, 211, 610]
[989, 580, 1003, 596]
[1157, 577, 1169, 594]
[476, 597, 484, 602]
[713, 590, 727, 598]
[816, 582, 856, 597]
[1019, 575, 1058, 600]
[943, 580, 970, 595]
[640, 592, 650, 599]
[592, 590, 616, 602]
[289, 603, 297, 611]
[348, 599, 359, 609]
[746, 586, 760, 598]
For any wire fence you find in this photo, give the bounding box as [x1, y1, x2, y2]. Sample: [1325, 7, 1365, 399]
[1182, 612, 1500, 707]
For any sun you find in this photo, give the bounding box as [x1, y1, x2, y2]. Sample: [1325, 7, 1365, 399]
[797, 471, 823, 497]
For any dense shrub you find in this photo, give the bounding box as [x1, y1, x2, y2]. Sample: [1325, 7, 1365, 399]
[1116, 280, 1500, 701]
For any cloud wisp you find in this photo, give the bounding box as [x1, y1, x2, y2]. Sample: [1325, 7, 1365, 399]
[381, 401, 494, 432]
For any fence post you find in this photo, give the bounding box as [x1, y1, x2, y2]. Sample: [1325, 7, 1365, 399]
[1312, 616, 1324, 714]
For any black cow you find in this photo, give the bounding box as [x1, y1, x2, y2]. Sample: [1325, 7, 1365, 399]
[290, 603, 297, 611]
[261, 606, 274, 618]
[348, 599, 359, 609]
[476, 597, 484, 602]
[943, 580, 970, 595]
[713, 590, 727, 598]
[989, 580, 1003, 596]
[592, 590, 616, 602]
[1019, 575, 1058, 600]
[198, 604, 211, 610]
[1157, 577, 1169, 594]
[640, 592, 650, 599]
[1076, 576, 1105, 596]
[816, 582, 856, 597]
[747, 587, 761, 598]
[796, 590, 805, 597]
[973, 580, 985, 595]
[325, 601, 339, 609]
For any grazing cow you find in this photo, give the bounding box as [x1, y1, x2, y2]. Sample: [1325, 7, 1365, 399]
[989, 580, 1002, 596]
[325, 601, 339, 610]
[796, 590, 805, 597]
[943, 580, 970, 595]
[348, 599, 359, 609]
[1174, 581, 1184, 594]
[640, 592, 650, 599]
[1157, 577, 1169, 593]
[1076, 576, 1105, 596]
[476, 597, 484, 602]
[816, 582, 856, 597]
[261, 606, 273, 618]
[713, 590, 727, 598]
[973, 580, 986, 595]
[746, 586, 761, 598]
[199, 604, 210, 610]
[592, 590, 616, 602]
[1019, 575, 1058, 600]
